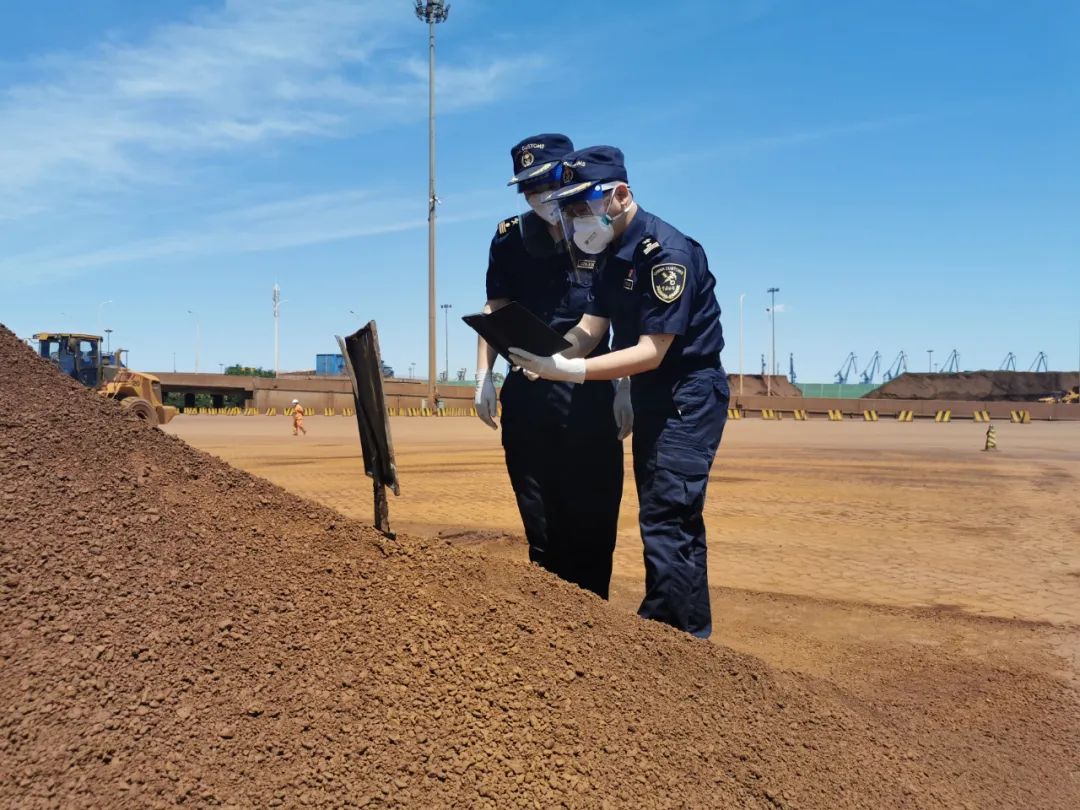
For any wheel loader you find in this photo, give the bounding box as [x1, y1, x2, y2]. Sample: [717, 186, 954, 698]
[34, 332, 177, 426]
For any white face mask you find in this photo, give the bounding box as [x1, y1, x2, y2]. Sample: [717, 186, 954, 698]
[527, 196, 561, 226]
[570, 188, 628, 254]
[571, 215, 615, 254]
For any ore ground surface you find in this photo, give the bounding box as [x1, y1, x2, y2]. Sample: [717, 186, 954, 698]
[2, 325, 1078, 808]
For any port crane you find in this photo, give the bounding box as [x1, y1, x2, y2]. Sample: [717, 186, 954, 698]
[1029, 352, 1048, 372]
[941, 349, 960, 374]
[834, 352, 859, 384]
[860, 351, 882, 384]
[882, 351, 908, 381]
[999, 352, 1016, 371]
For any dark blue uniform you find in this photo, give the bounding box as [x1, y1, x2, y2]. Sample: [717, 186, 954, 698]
[487, 210, 624, 599]
[586, 206, 729, 637]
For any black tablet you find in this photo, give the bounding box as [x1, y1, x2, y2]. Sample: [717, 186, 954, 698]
[462, 302, 572, 362]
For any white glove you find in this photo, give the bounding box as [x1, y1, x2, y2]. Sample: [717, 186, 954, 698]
[474, 370, 498, 429]
[507, 347, 586, 384]
[613, 377, 633, 440]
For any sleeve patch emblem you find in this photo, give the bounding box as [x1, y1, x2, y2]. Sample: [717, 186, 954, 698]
[650, 264, 686, 303]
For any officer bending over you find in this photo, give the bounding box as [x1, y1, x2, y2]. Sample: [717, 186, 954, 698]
[511, 146, 729, 638]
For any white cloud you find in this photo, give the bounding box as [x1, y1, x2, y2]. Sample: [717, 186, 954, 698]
[0, 187, 501, 284]
[0, 0, 545, 220]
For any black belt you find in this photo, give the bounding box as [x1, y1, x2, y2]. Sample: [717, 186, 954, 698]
[675, 353, 722, 374]
[635, 353, 722, 391]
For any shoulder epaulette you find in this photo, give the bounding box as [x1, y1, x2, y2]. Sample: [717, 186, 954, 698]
[635, 235, 662, 261]
[496, 216, 520, 237]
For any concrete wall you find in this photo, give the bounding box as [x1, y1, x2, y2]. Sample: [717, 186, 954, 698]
[250, 376, 474, 412]
[733, 395, 1080, 421]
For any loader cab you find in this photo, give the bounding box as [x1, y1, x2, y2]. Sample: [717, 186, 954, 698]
[35, 333, 103, 389]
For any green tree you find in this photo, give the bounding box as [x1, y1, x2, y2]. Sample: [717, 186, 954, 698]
[224, 364, 275, 378]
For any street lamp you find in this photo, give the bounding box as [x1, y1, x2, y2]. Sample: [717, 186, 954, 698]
[104, 328, 113, 354]
[766, 287, 779, 396]
[272, 285, 283, 378]
[927, 349, 933, 373]
[440, 303, 452, 381]
[187, 309, 201, 373]
[97, 300, 113, 334]
[414, 1, 449, 406]
[409, 361, 416, 379]
[738, 293, 745, 399]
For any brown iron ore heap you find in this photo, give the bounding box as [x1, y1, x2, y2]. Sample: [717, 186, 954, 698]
[0, 324, 1069, 808]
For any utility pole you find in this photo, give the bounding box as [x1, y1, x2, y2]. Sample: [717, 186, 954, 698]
[272, 287, 280, 380]
[766, 287, 779, 396]
[738, 293, 745, 399]
[440, 303, 452, 380]
[97, 300, 113, 335]
[927, 349, 933, 373]
[415, 1, 449, 405]
[104, 328, 113, 354]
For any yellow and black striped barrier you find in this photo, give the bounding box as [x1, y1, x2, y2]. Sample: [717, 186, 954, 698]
[863, 409, 879, 422]
[934, 410, 952, 423]
[792, 409, 808, 421]
[896, 410, 914, 422]
[973, 410, 991, 422]
[727, 408, 743, 420]
[827, 409, 844, 421]
[983, 424, 998, 451]
[760, 408, 781, 420]
[1009, 409, 1031, 424]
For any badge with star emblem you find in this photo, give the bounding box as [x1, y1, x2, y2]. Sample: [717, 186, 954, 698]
[650, 263, 686, 303]
[519, 151, 534, 168]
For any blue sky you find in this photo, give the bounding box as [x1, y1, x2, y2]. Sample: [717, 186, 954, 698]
[1, 0, 1076, 381]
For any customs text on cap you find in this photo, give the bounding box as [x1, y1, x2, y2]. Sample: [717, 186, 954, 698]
[508, 133, 575, 187]
[545, 145, 629, 203]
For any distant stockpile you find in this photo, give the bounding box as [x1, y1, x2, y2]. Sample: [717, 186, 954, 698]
[728, 374, 802, 397]
[866, 371, 1078, 401]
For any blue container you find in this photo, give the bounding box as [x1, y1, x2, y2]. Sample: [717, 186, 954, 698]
[315, 354, 346, 376]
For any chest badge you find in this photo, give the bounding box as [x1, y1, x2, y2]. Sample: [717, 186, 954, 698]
[650, 263, 687, 303]
[623, 267, 635, 290]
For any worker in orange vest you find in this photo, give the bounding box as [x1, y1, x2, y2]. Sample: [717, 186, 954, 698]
[291, 399, 307, 436]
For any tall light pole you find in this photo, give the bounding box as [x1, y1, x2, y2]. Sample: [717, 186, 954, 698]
[187, 310, 201, 373]
[415, 1, 449, 405]
[766, 287, 779, 396]
[97, 300, 113, 334]
[440, 303, 452, 380]
[104, 328, 113, 354]
[738, 293, 745, 399]
[272, 284, 282, 378]
[927, 349, 933, 373]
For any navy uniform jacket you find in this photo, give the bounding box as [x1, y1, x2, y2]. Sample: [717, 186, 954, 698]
[487, 211, 614, 430]
[586, 207, 725, 404]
